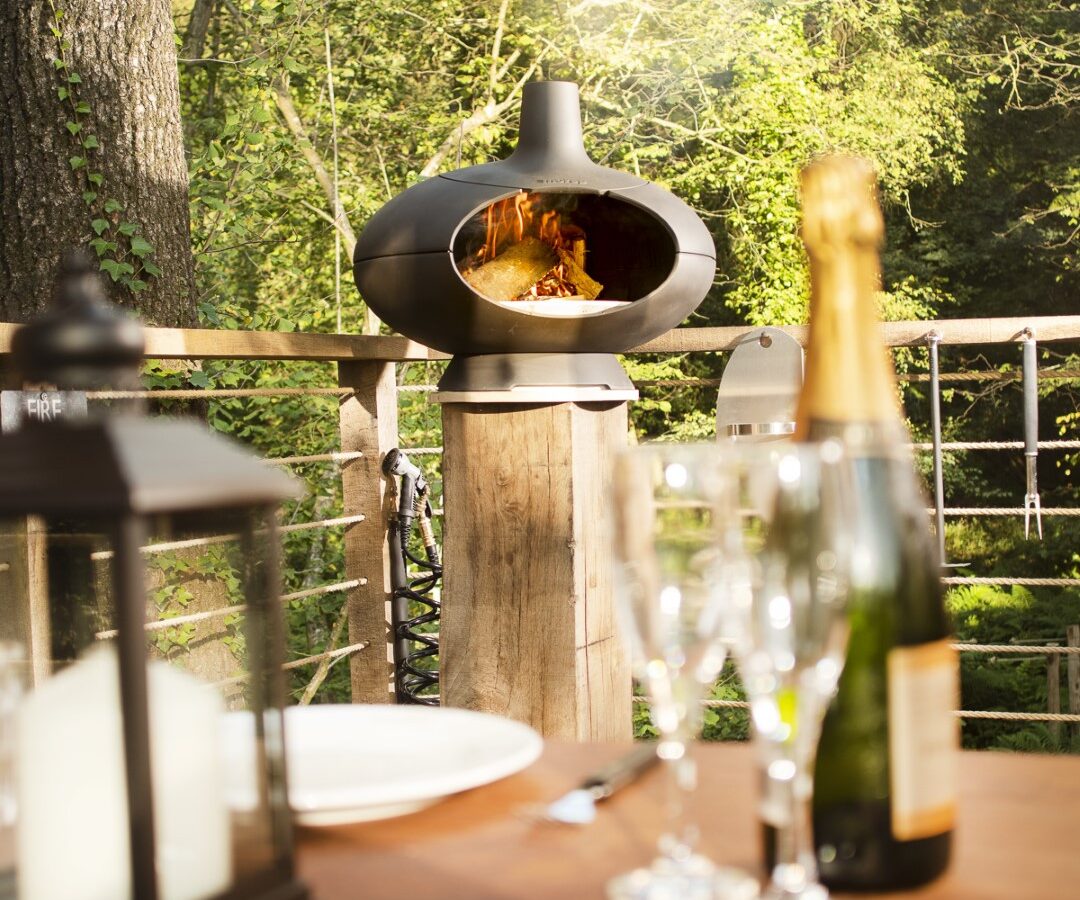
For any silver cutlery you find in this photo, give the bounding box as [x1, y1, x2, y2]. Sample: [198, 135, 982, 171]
[527, 741, 660, 825]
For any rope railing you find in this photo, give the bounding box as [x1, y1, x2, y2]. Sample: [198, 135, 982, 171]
[912, 440, 1080, 451]
[954, 642, 1080, 654]
[935, 508, 1080, 518]
[281, 578, 366, 602]
[956, 710, 1080, 723]
[211, 640, 369, 689]
[632, 370, 1080, 388]
[396, 442, 1080, 457]
[636, 698, 1080, 723]
[88, 514, 366, 561]
[85, 387, 353, 400]
[264, 451, 362, 466]
[943, 576, 1080, 587]
[93, 578, 365, 640]
[282, 640, 368, 671]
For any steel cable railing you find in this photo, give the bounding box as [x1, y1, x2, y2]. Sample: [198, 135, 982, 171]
[8, 317, 1080, 719]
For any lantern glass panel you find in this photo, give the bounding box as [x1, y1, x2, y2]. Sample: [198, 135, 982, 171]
[0, 506, 290, 900]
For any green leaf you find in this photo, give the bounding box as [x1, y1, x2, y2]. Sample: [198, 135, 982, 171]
[87, 172, 103, 186]
[251, 106, 272, 122]
[127, 279, 148, 293]
[68, 155, 85, 170]
[66, 72, 81, 83]
[57, 86, 69, 100]
[89, 238, 115, 256]
[90, 218, 109, 235]
[103, 198, 123, 214]
[99, 259, 134, 281]
[75, 100, 91, 114]
[82, 190, 97, 204]
[52, 58, 66, 70]
[198, 301, 219, 324]
[142, 261, 162, 277]
[65, 120, 81, 135]
[82, 134, 99, 149]
[129, 236, 153, 258]
[189, 370, 210, 388]
[277, 319, 296, 333]
[117, 222, 138, 236]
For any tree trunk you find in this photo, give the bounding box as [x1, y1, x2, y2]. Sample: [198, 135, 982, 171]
[0, 0, 196, 326]
[181, 0, 217, 60]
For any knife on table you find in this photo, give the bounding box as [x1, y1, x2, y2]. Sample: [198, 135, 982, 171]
[536, 741, 660, 826]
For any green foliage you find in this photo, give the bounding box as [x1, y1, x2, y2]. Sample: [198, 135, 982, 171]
[161, 1, 1080, 719]
[948, 584, 1080, 751]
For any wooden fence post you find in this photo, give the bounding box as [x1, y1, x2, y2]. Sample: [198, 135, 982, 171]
[440, 399, 633, 741]
[1068, 625, 1080, 742]
[0, 515, 50, 685]
[1047, 652, 1061, 744]
[337, 360, 398, 703]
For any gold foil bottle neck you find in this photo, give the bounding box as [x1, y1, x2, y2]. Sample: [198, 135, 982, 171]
[795, 155, 901, 435]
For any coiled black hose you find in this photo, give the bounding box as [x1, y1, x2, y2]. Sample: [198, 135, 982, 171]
[383, 450, 441, 704]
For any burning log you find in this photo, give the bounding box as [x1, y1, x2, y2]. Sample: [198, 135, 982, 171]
[555, 248, 602, 300]
[462, 237, 557, 301]
[563, 225, 587, 270]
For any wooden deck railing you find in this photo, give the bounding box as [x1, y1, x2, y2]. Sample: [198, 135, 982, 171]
[3, 313, 1080, 728]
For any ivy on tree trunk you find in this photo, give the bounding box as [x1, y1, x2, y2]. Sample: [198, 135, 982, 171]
[0, 0, 196, 326]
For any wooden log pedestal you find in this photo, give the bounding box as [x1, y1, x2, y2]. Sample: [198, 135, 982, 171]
[438, 398, 633, 741]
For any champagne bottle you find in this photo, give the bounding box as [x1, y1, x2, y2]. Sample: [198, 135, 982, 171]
[793, 156, 958, 889]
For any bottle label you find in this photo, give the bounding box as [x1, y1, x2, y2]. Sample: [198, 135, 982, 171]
[887, 639, 959, 840]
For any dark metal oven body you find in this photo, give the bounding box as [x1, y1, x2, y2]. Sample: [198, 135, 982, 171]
[352, 81, 715, 357]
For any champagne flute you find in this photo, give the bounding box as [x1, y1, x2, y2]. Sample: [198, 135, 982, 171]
[608, 443, 759, 900]
[724, 442, 855, 900]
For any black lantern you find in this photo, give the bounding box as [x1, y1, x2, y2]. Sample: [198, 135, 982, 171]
[0, 257, 306, 899]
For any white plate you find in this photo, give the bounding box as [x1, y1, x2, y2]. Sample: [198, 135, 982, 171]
[221, 704, 543, 826]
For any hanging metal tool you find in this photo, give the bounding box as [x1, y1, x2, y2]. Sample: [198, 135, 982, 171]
[716, 327, 803, 443]
[382, 448, 442, 704]
[1022, 330, 1042, 539]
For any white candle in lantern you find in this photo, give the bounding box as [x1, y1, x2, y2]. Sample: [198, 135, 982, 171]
[15, 646, 231, 900]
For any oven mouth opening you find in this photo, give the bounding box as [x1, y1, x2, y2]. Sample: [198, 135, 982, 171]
[451, 190, 677, 314]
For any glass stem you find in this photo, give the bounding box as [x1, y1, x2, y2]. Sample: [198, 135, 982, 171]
[767, 750, 818, 895]
[657, 725, 698, 863]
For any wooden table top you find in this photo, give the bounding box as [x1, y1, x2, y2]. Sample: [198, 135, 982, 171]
[296, 742, 1080, 899]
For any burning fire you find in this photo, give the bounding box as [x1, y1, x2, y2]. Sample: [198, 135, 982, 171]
[461, 191, 596, 301]
[480, 192, 567, 264]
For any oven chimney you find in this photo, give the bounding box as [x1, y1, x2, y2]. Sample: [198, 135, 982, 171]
[508, 81, 592, 173]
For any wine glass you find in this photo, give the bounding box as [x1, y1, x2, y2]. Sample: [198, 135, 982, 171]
[608, 442, 759, 900]
[723, 441, 855, 900]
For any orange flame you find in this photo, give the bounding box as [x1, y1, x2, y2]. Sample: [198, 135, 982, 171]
[479, 191, 569, 265]
[468, 191, 591, 299]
